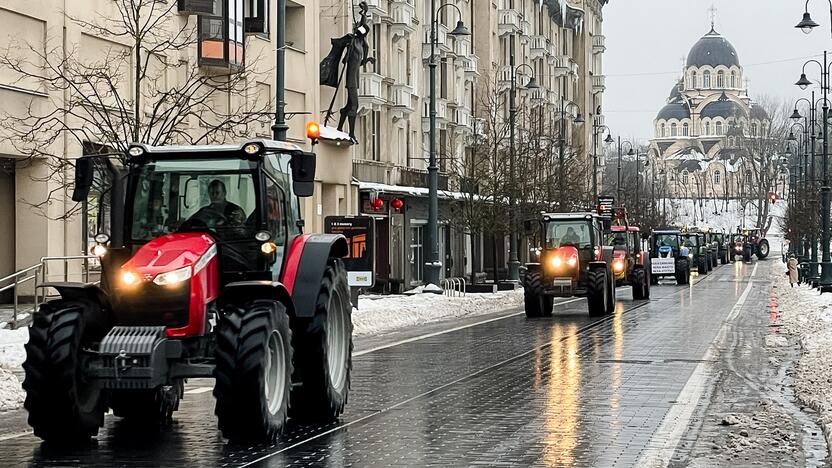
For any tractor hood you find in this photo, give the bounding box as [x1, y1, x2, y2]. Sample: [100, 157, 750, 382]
[123, 232, 217, 280]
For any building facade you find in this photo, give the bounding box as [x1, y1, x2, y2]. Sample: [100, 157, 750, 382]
[649, 26, 773, 201]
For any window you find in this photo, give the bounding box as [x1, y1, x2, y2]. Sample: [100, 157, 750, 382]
[285, 4, 305, 49]
[746, 171, 752, 186]
[683, 122, 689, 136]
[409, 224, 424, 284]
[660, 123, 666, 137]
[264, 176, 287, 274]
[179, 0, 217, 15]
[705, 121, 711, 136]
[731, 71, 736, 88]
[198, 0, 244, 69]
[682, 170, 689, 185]
[717, 70, 724, 88]
[671, 123, 677, 136]
[714, 171, 721, 184]
[715, 121, 723, 135]
[691, 71, 697, 89]
[245, 0, 268, 34]
[751, 123, 758, 137]
[703, 71, 711, 88]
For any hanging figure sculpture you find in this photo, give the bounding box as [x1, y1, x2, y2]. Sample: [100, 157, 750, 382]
[320, 1, 374, 144]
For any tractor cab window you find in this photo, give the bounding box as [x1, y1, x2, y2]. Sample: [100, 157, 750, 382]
[606, 232, 627, 248]
[128, 159, 258, 242]
[654, 234, 678, 249]
[264, 176, 288, 274]
[545, 221, 592, 249]
[265, 153, 301, 237]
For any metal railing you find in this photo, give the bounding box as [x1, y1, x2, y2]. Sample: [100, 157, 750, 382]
[440, 277, 467, 297]
[0, 255, 99, 328]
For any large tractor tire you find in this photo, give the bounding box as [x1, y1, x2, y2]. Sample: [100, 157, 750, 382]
[711, 253, 718, 269]
[522, 270, 544, 318]
[675, 258, 690, 285]
[757, 240, 770, 259]
[291, 259, 353, 422]
[743, 247, 753, 263]
[109, 380, 184, 423]
[605, 268, 616, 314]
[720, 251, 727, 265]
[214, 299, 293, 443]
[632, 267, 647, 300]
[587, 269, 607, 317]
[697, 256, 708, 275]
[23, 299, 108, 443]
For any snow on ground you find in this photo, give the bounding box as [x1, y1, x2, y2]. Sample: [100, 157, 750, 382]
[352, 289, 523, 337]
[0, 327, 27, 412]
[772, 267, 832, 447]
[659, 198, 786, 236]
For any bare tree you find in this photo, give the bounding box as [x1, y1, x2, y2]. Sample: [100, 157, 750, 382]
[0, 0, 270, 216]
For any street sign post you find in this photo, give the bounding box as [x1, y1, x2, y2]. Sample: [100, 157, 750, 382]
[324, 216, 375, 288]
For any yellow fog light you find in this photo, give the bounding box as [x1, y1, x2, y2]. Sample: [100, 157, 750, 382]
[121, 271, 138, 286]
[261, 241, 277, 255]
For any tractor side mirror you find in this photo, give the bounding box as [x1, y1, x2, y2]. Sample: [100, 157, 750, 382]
[290, 152, 316, 197]
[72, 157, 94, 202]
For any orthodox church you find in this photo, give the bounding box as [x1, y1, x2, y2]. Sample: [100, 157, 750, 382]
[648, 25, 772, 199]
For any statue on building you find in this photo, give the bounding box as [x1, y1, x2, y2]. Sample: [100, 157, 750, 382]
[320, 1, 374, 144]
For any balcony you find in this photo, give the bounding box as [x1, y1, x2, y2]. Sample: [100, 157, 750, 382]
[592, 74, 606, 92]
[592, 34, 606, 54]
[358, 73, 385, 113]
[521, 18, 532, 38]
[498, 65, 513, 91]
[453, 107, 473, 133]
[422, 98, 449, 131]
[390, 83, 414, 121]
[473, 117, 487, 137]
[529, 35, 548, 60]
[400, 166, 449, 190]
[454, 36, 471, 59]
[390, 0, 416, 40]
[498, 9, 521, 36]
[552, 55, 569, 77]
[528, 87, 548, 106]
[462, 54, 480, 79]
[423, 23, 450, 59]
[353, 159, 395, 185]
[364, 0, 387, 19]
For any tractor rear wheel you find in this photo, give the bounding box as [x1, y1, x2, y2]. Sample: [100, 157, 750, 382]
[291, 259, 353, 422]
[23, 299, 107, 443]
[605, 269, 617, 314]
[214, 300, 293, 442]
[109, 381, 184, 423]
[523, 270, 544, 318]
[697, 256, 707, 275]
[675, 259, 690, 285]
[743, 248, 753, 262]
[587, 269, 607, 317]
[757, 240, 770, 259]
[632, 268, 647, 300]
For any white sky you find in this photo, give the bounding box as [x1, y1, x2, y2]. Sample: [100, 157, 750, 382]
[602, 0, 832, 144]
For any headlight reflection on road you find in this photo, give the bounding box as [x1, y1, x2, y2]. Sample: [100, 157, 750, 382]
[544, 323, 580, 465]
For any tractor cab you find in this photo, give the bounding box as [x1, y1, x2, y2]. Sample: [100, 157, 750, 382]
[607, 226, 642, 281]
[648, 229, 690, 285]
[681, 231, 709, 274]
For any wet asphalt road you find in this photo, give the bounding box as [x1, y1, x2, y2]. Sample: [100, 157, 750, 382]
[0, 259, 765, 467]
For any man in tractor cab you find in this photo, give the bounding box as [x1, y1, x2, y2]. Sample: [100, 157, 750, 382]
[561, 226, 582, 246]
[190, 179, 247, 230]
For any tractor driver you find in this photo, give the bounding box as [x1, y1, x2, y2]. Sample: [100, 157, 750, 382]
[561, 227, 581, 246]
[190, 179, 246, 230]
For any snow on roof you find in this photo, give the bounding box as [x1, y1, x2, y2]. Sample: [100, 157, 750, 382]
[356, 181, 485, 202]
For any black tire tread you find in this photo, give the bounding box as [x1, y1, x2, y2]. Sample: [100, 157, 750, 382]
[587, 269, 606, 317]
[523, 270, 544, 318]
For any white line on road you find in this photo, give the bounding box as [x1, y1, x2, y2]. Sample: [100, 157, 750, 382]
[353, 297, 585, 357]
[636, 272, 755, 468]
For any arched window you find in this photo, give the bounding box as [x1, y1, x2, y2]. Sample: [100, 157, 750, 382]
[691, 71, 697, 89]
[703, 70, 711, 88]
[751, 123, 757, 137]
[715, 121, 723, 135]
[714, 171, 721, 184]
[671, 123, 678, 136]
[717, 70, 725, 88]
[683, 122, 689, 136]
[660, 123, 666, 137]
[746, 170, 752, 186]
[682, 170, 689, 185]
[730, 71, 737, 88]
[705, 121, 711, 136]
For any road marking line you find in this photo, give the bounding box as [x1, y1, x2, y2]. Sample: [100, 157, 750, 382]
[354, 297, 585, 357]
[636, 274, 755, 468]
[184, 386, 213, 395]
[751, 262, 759, 277]
[0, 431, 32, 442]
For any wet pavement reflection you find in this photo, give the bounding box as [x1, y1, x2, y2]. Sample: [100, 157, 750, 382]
[0, 262, 757, 467]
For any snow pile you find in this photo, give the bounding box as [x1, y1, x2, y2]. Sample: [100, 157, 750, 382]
[352, 289, 523, 337]
[658, 198, 786, 236]
[0, 327, 27, 412]
[772, 269, 832, 446]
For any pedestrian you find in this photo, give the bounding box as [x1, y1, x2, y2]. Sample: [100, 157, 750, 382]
[787, 254, 798, 287]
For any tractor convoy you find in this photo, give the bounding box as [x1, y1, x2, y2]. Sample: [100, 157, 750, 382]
[23, 133, 354, 444]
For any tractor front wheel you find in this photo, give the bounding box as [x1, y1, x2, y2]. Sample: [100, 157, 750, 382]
[757, 240, 770, 259]
[23, 299, 107, 443]
[214, 300, 293, 442]
[291, 259, 353, 422]
[697, 256, 708, 275]
[523, 270, 544, 318]
[632, 268, 647, 300]
[675, 259, 690, 285]
[587, 269, 607, 317]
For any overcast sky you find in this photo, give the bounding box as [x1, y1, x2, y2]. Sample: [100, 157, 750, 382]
[602, 0, 831, 144]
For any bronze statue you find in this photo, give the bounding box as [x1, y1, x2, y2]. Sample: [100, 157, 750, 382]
[320, 1, 374, 144]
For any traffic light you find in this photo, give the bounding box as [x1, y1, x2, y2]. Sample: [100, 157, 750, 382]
[769, 192, 777, 204]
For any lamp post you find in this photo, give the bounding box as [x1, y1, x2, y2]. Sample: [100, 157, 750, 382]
[272, 0, 288, 141]
[791, 93, 821, 278]
[795, 0, 827, 36]
[634, 150, 650, 224]
[786, 129, 803, 256]
[557, 90, 584, 211]
[507, 63, 539, 282]
[426, 2, 469, 287]
[795, 53, 832, 289]
[592, 114, 614, 204]
[617, 137, 635, 206]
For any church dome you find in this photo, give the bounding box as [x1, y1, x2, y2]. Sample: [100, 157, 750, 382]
[700, 94, 745, 119]
[668, 81, 683, 103]
[686, 29, 740, 68]
[657, 102, 690, 121]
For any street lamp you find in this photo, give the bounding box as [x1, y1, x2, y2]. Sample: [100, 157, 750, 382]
[634, 151, 650, 223]
[791, 94, 820, 275]
[591, 115, 614, 204]
[556, 91, 584, 212]
[507, 62, 539, 282]
[617, 137, 636, 206]
[426, 2, 469, 287]
[795, 1, 822, 34]
[795, 52, 832, 290]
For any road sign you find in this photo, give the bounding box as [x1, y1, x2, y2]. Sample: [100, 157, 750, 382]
[325, 216, 375, 287]
[598, 196, 615, 216]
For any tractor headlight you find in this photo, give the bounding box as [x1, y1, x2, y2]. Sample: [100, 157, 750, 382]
[153, 266, 192, 286]
[121, 271, 139, 287]
[735, 245, 742, 252]
[566, 256, 578, 267]
[613, 259, 624, 272]
[551, 256, 563, 269]
[688, 253, 694, 259]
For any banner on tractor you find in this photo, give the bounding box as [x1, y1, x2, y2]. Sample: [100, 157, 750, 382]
[651, 258, 675, 275]
[325, 216, 375, 287]
[597, 196, 615, 217]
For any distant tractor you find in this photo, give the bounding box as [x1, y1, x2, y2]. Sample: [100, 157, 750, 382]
[606, 221, 650, 300]
[648, 230, 690, 285]
[523, 213, 616, 317]
[731, 232, 755, 262]
[23, 136, 354, 444]
[742, 227, 770, 259]
[681, 232, 710, 275]
[709, 231, 730, 265]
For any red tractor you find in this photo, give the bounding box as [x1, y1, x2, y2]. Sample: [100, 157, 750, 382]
[523, 212, 616, 317]
[22, 137, 353, 444]
[607, 225, 651, 300]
